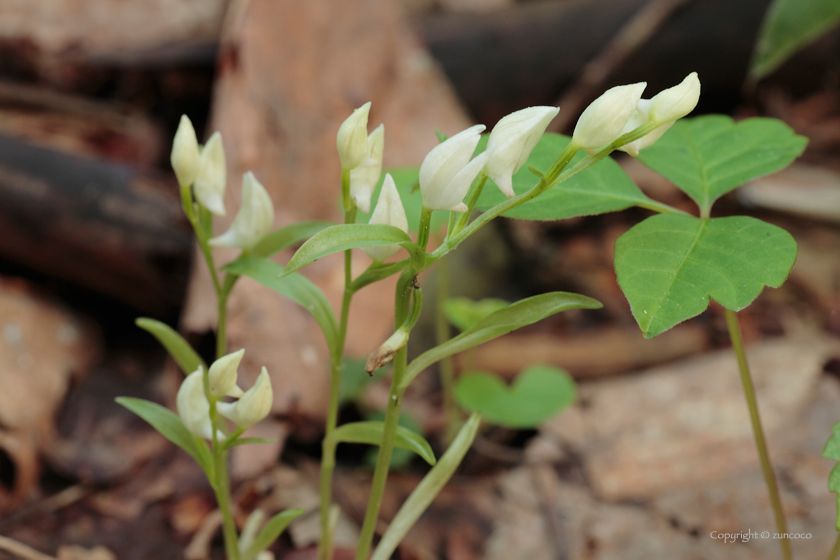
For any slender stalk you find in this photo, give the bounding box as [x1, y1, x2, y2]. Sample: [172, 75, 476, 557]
[209, 397, 240, 560]
[355, 271, 416, 560]
[319, 173, 357, 560]
[416, 206, 434, 252]
[827, 533, 840, 560]
[725, 309, 791, 560]
[453, 175, 488, 236]
[435, 256, 459, 443]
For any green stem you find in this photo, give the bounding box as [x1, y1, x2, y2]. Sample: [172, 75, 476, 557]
[725, 308, 791, 560]
[416, 206, 434, 253]
[435, 256, 459, 443]
[319, 179, 357, 560]
[355, 272, 416, 560]
[208, 396, 240, 560]
[827, 533, 840, 560]
[452, 175, 488, 236]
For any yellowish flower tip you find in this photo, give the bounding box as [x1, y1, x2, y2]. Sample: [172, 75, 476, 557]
[194, 132, 227, 216]
[171, 115, 200, 188]
[363, 173, 408, 262]
[350, 123, 385, 213]
[337, 102, 372, 171]
[208, 348, 245, 398]
[483, 106, 560, 198]
[419, 124, 488, 212]
[217, 367, 273, 429]
[209, 171, 275, 250]
[573, 83, 646, 154]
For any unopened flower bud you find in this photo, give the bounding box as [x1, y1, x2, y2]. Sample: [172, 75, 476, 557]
[171, 115, 200, 187]
[177, 367, 217, 440]
[365, 327, 409, 373]
[363, 174, 408, 262]
[573, 82, 646, 154]
[210, 171, 275, 250]
[337, 102, 372, 170]
[194, 132, 227, 216]
[420, 125, 488, 212]
[617, 73, 700, 157]
[350, 124, 384, 213]
[483, 106, 559, 198]
[650, 72, 700, 124]
[217, 367, 273, 429]
[208, 349, 245, 398]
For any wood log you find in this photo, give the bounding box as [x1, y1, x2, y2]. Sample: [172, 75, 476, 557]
[0, 134, 192, 315]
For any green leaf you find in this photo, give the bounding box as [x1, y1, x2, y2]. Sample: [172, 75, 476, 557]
[356, 168, 449, 234]
[116, 397, 212, 475]
[444, 297, 510, 331]
[331, 421, 436, 466]
[225, 256, 340, 356]
[455, 366, 577, 429]
[475, 133, 657, 220]
[615, 213, 797, 338]
[370, 413, 481, 560]
[222, 437, 280, 451]
[136, 318, 205, 375]
[637, 116, 807, 216]
[831, 463, 840, 492]
[251, 220, 333, 258]
[401, 292, 602, 389]
[284, 224, 424, 275]
[751, 0, 840, 80]
[823, 422, 840, 460]
[243, 508, 305, 560]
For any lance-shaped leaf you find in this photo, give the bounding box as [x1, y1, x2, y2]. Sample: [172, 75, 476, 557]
[475, 133, 658, 220]
[370, 413, 481, 560]
[136, 318, 205, 375]
[283, 224, 424, 275]
[116, 397, 212, 475]
[637, 116, 807, 217]
[225, 256, 340, 356]
[329, 421, 436, 466]
[615, 213, 797, 338]
[400, 292, 601, 390]
[250, 220, 333, 258]
[455, 366, 576, 428]
[751, 0, 840, 80]
[242, 508, 305, 560]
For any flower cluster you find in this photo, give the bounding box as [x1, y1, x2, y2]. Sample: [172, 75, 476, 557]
[177, 349, 274, 440]
[171, 117, 276, 250]
[335, 72, 699, 248]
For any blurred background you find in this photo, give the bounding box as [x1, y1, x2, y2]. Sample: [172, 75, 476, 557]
[0, 0, 840, 558]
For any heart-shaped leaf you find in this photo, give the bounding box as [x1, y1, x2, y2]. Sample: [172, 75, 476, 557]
[357, 167, 449, 234]
[475, 133, 657, 220]
[615, 213, 797, 338]
[454, 366, 577, 428]
[225, 256, 340, 357]
[401, 292, 601, 389]
[637, 116, 807, 216]
[443, 297, 510, 332]
[751, 0, 840, 80]
[136, 318, 205, 375]
[116, 397, 212, 475]
[330, 421, 436, 466]
[284, 224, 424, 275]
